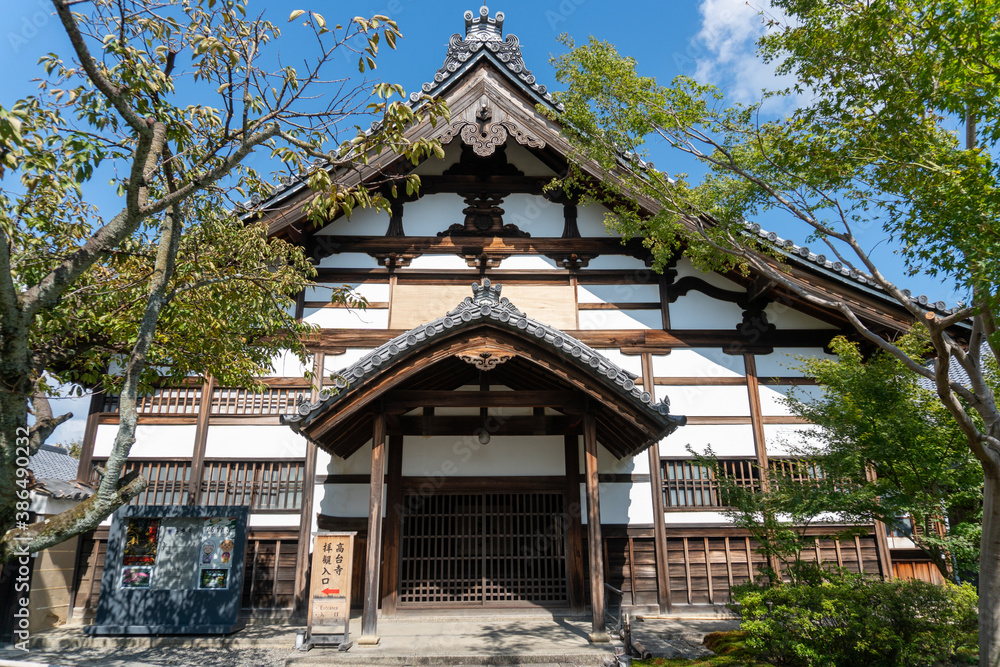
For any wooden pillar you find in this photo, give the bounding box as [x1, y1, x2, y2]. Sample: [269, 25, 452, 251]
[293, 353, 324, 617]
[864, 466, 894, 580]
[188, 376, 214, 504]
[744, 354, 780, 577]
[583, 412, 609, 642]
[381, 434, 404, 616]
[873, 520, 894, 579]
[643, 353, 671, 614]
[564, 434, 586, 613]
[359, 411, 387, 645]
[76, 391, 106, 484]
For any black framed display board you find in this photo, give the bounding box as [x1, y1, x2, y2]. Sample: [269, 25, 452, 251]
[84, 505, 249, 635]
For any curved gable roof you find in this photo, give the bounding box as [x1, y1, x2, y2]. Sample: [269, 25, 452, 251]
[283, 280, 686, 458]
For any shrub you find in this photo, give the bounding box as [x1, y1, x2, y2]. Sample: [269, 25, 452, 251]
[730, 574, 978, 666]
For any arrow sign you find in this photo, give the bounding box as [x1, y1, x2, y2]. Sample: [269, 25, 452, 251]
[321, 588, 340, 595]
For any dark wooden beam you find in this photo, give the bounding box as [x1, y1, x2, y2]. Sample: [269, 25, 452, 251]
[308, 328, 841, 352]
[381, 435, 404, 615]
[564, 435, 586, 614]
[187, 376, 214, 504]
[359, 412, 387, 645]
[418, 174, 550, 195]
[643, 354, 671, 614]
[583, 412, 609, 643]
[390, 415, 580, 436]
[293, 352, 324, 618]
[383, 390, 584, 413]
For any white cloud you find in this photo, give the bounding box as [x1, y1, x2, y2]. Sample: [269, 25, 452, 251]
[692, 0, 797, 112]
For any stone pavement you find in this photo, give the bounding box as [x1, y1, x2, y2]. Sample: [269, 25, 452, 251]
[0, 613, 739, 667]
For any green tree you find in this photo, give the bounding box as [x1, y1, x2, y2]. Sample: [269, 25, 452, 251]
[1, 0, 448, 562]
[551, 1, 1000, 662]
[788, 335, 983, 582]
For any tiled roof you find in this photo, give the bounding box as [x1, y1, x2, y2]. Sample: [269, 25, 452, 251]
[32, 478, 93, 501]
[743, 221, 959, 316]
[283, 279, 685, 434]
[29, 444, 80, 480]
[408, 6, 561, 110]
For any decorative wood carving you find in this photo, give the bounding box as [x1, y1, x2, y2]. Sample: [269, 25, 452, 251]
[438, 192, 530, 238]
[386, 200, 405, 237]
[369, 252, 419, 271]
[439, 98, 545, 157]
[456, 347, 517, 370]
[464, 253, 509, 271]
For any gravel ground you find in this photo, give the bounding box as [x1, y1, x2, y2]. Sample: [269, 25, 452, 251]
[0, 645, 294, 667]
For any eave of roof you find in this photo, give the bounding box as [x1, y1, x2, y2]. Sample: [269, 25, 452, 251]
[282, 279, 686, 452]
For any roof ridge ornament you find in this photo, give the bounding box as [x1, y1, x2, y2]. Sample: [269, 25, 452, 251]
[411, 7, 563, 111]
[465, 5, 504, 39]
[471, 278, 503, 306]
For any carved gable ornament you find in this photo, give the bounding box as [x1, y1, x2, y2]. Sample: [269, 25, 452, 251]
[440, 97, 544, 157]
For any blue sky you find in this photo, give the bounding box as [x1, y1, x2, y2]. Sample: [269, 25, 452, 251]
[1, 0, 963, 443]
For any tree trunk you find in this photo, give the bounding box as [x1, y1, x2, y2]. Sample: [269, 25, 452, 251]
[981, 468, 1000, 667]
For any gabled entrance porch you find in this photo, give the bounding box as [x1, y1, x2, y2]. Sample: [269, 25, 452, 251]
[283, 281, 686, 644]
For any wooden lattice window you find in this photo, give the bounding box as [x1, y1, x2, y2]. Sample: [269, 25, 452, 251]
[661, 459, 761, 508]
[211, 387, 307, 416]
[200, 460, 305, 511]
[89, 459, 191, 505]
[101, 387, 202, 415]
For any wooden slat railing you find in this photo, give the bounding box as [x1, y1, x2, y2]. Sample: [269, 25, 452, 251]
[200, 460, 305, 511]
[89, 459, 192, 505]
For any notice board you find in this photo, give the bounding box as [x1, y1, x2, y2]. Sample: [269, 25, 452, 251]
[85, 505, 249, 635]
[307, 532, 355, 644]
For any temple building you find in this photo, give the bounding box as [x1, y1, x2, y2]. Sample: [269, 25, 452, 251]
[67, 6, 953, 638]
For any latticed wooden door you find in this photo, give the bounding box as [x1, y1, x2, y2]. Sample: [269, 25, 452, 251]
[398, 492, 569, 607]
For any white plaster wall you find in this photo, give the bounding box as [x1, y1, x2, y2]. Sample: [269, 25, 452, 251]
[317, 484, 376, 518]
[94, 424, 195, 458]
[249, 514, 301, 528]
[303, 282, 390, 303]
[321, 441, 373, 474]
[651, 349, 745, 378]
[314, 206, 389, 236]
[758, 385, 825, 416]
[754, 348, 837, 377]
[763, 424, 822, 455]
[505, 143, 558, 177]
[662, 511, 733, 524]
[577, 283, 659, 304]
[583, 256, 649, 271]
[496, 255, 561, 270]
[655, 385, 751, 416]
[401, 435, 564, 476]
[324, 348, 375, 376]
[673, 258, 744, 291]
[576, 483, 655, 524]
[576, 202, 621, 237]
[412, 142, 462, 175]
[268, 350, 309, 377]
[669, 292, 745, 330]
[579, 309, 661, 330]
[663, 424, 756, 457]
[400, 194, 460, 237]
[404, 254, 470, 270]
[598, 482, 655, 524]
[765, 303, 838, 330]
[203, 425, 307, 458]
[314, 253, 384, 270]
[502, 193, 563, 237]
[302, 307, 389, 329]
[595, 443, 649, 475]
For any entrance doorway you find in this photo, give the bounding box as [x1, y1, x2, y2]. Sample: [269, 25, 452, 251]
[398, 491, 569, 607]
